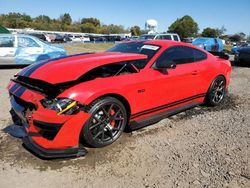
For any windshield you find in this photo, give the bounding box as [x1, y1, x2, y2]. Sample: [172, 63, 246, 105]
[107, 42, 160, 61]
[106, 42, 160, 69]
[139, 35, 155, 40]
[193, 38, 209, 44]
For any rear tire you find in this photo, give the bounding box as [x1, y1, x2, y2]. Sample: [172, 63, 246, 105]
[82, 97, 127, 148]
[205, 76, 226, 106]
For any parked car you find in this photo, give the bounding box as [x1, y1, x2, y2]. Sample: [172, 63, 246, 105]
[182, 37, 194, 43]
[68, 34, 81, 42]
[54, 33, 64, 43]
[139, 33, 181, 42]
[68, 34, 90, 43]
[235, 44, 250, 66]
[63, 34, 72, 42]
[7, 40, 231, 159]
[231, 42, 249, 54]
[29, 33, 51, 42]
[0, 34, 66, 65]
[29, 33, 47, 42]
[192, 37, 224, 52]
[46, 33, 57, 42]
[81, 35, 90, 42]
[130, 36, 139, 40]
[94, 36, 107, 42]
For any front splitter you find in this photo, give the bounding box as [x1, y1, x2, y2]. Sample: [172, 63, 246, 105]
[22, 136, 87, 159]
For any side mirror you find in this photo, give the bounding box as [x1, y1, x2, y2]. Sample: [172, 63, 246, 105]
[153, 60, 176, 70]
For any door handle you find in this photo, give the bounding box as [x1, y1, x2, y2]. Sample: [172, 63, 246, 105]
[191, 70, 199, 75]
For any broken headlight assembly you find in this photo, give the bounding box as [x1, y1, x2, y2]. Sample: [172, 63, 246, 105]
[41, 98, 80, 115]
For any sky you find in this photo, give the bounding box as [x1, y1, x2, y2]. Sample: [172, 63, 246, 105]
[0, 0, 250, 35]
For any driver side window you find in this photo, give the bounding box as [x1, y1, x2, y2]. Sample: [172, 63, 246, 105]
[156, 46, 195, 67]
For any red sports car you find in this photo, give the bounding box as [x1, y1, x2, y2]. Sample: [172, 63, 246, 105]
[7, 40, 232, 159]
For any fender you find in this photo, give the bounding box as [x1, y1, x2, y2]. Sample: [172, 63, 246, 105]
[57, 76, 131, 106]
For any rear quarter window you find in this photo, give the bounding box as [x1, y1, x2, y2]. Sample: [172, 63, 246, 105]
[193, 48, 207, 61]
[156, 46, 195, 65]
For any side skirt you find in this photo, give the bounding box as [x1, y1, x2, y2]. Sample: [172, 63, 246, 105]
[129, 102, 202, 131]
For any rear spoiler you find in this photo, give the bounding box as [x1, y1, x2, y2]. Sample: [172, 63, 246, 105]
[210, 51, 229, 60]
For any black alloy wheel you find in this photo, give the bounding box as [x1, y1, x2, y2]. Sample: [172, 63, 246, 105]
[82, 97, 127, 148]
[206, 76, 226, 106]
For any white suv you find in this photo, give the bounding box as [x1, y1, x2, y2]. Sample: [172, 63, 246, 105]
[139, 33, 181, 42]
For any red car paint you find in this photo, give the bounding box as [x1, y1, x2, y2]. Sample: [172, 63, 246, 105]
[18, 52, 147, 84]
[7, 40, 232, 158]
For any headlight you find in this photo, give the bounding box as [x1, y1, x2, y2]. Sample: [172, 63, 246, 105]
[42, 98, 78, 115]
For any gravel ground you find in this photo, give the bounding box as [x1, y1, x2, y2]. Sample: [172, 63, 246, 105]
[0, 66, 249, 188]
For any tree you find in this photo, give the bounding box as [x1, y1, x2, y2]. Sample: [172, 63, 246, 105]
[99, 24, 127, 34]
[0, 12, 130, 34]
[59, 13, 72, 31]
[34, 15, 51, 24]
[69, 22, 81, 32]
[216, 26, 227, 37]
[60, 13, 72, 25]
[229, 34, 241, 42]
[33, 15, 52, 30]
[229, 33, 247, 42]
[130, 25, 141, 36]
[202, 27, 218, 37]
[81, 23, 98, 33]
[0, 13, 32, 28]
[81, 17, 100, 27]
[168, 15, 199, 39]
[239, 32, 246, 40]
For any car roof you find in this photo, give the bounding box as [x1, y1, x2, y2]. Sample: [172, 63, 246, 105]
[0, 33, 37, 38]
[146, 40, 189, 48]
[118, 40, 199, 50]
[155, 33, 178, 36]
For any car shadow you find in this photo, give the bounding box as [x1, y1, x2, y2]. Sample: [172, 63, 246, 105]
[0, 64, 28, 69]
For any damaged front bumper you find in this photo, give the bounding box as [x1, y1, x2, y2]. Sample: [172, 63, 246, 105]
[8, 81, 90, 159]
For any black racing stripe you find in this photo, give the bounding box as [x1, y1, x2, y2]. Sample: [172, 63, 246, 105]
[14, 86, 26, 97]
[9, 83, 20, 94]
[140, 94, 205, 116]
[131, 93, 206, 119]
[21, 60, 51, 77]
[20, 52, 93, 77]
[131, 93, 206, 118]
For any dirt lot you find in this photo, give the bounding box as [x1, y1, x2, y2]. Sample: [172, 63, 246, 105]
[64, 43, 114, 54]
[0, 59, 249, 187]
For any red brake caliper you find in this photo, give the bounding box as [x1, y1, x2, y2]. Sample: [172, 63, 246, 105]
[110, 109, 116, 127]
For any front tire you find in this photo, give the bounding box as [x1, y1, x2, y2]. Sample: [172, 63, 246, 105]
[82, 97, 127, 148]
[205, 76, 226, 106]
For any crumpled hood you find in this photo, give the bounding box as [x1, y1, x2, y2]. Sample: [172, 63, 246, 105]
[17, 52, 147, 84]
